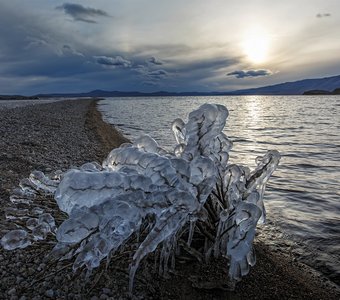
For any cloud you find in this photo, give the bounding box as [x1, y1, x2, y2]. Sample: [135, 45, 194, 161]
[94, 55, 132, 68]
[148, 56, 163, 65]
[147, 69, 168, 78]
[142, 80, 158, 86]
[174, 57, 240, 73]
[227, 69, 273, 79]
[316, 13, 331, 18]
[61, 45, 84, 57]
[134, 65, 169, 81]
[56, 3, 109, 23]
[25, 36, 49, 49]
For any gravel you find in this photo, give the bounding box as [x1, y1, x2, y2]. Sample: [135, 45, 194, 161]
[0, 100, 131, 299]
[0, 99, 339, 299]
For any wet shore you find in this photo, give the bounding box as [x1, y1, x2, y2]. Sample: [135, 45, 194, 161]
[0, 99, 339, 299]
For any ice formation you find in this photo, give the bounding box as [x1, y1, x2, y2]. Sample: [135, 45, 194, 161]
[1, 103, 280, 292]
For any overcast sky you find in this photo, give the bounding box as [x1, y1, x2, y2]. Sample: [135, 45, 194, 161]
[1, 0, 339, 94]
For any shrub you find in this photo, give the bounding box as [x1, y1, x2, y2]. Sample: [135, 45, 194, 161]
[1, 103, 280, 293]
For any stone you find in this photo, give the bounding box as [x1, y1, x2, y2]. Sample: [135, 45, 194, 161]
[45, 289, 54, 298]
[8, 288, 16, 295]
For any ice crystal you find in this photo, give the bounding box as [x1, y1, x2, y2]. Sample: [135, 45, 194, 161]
[1, 103, 280, 293]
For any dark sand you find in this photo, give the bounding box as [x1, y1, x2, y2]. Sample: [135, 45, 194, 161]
[0, 99, 339, 299]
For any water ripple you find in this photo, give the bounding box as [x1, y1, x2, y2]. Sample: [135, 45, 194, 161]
[98, 95, 340, 284]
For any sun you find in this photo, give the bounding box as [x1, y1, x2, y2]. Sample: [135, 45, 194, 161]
[242, 30, 270, 64]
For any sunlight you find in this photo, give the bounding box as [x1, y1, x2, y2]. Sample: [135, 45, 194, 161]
[246, 95, 261, 121]
[242, 29, 270, 64]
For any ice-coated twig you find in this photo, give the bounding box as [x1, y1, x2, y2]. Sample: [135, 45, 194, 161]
[1, 103, 280, 294]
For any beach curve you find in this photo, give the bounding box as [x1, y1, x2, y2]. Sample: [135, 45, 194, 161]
[0, 99, 339, 299]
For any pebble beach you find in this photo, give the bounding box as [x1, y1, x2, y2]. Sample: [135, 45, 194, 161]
[0, 99, 339, 299]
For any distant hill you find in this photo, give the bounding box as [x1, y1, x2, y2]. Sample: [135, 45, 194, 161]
[0, 95, 39, 100]
[303, 88, 340, 95]
[231, 74, 340, 95]
[1, 74, 340, 98]
[35, 74, 340, 97]
[34, 90, 222, 98]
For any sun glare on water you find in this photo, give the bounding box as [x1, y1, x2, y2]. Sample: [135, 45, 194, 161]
[242, 29, 270, 64]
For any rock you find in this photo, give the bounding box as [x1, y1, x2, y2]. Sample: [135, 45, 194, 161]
[102, 288, 112, 295]
[27, 268, 35, 276]
[37, 263, 46, 271]
[8, 288, 16, 295]
[45, 289, 54, 298]
[16, 276, 24, 284]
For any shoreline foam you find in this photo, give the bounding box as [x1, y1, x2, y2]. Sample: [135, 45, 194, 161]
[0, 99, 339, 299]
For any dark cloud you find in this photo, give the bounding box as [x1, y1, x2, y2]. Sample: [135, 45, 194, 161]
[148, 56, 163, 65]
[56, 3, 109, 23]
[62, 44, 73, 51]
[142, 81, 158, 86]
[62, 45, 84, 57]
[94, 56, 132, 68]
[316, 13, 331, 18]
[25, 36, 49, 49]
[134, 65, 169, 82]
[130, 46, 240, 87]
[147, 69, 168, 77]
[227, 69, 273, 79]
[0, 4, 233, 94]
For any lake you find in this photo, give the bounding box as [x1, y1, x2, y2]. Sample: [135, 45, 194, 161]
[98, 95, 340, 284]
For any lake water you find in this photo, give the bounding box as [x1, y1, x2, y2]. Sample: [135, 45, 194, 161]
[98, 95, 340, 284]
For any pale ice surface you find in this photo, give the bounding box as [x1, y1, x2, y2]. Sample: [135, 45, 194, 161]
[1, 103, 280, 293]
[1, 230, 31, 250]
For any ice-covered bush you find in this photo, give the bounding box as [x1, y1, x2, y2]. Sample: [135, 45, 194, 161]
[1, 103, 280, 292]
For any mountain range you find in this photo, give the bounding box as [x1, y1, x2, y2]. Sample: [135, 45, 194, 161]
[230, 74, 340, 95]
[1, 74, 340, 99]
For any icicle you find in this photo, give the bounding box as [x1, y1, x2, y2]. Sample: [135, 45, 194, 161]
[29, 170, 59, 193]
[187, 220, 196, 247]
[10, 188, 35, 205]
[1, 102, 280, 294]
[5, 207, 29, 220]
[1, 230, 31, 250]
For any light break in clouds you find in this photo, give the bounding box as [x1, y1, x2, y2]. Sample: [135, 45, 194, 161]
[0, 0, 339, 94]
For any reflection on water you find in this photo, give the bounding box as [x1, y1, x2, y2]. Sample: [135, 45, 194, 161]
[98, 95, 340, 284]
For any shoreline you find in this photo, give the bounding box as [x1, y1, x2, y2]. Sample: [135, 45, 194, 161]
[85, 100, 129, 161]
[0, 99, 339, 299]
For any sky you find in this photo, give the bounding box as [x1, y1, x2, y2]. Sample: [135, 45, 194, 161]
[1, 0, 339, 95]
